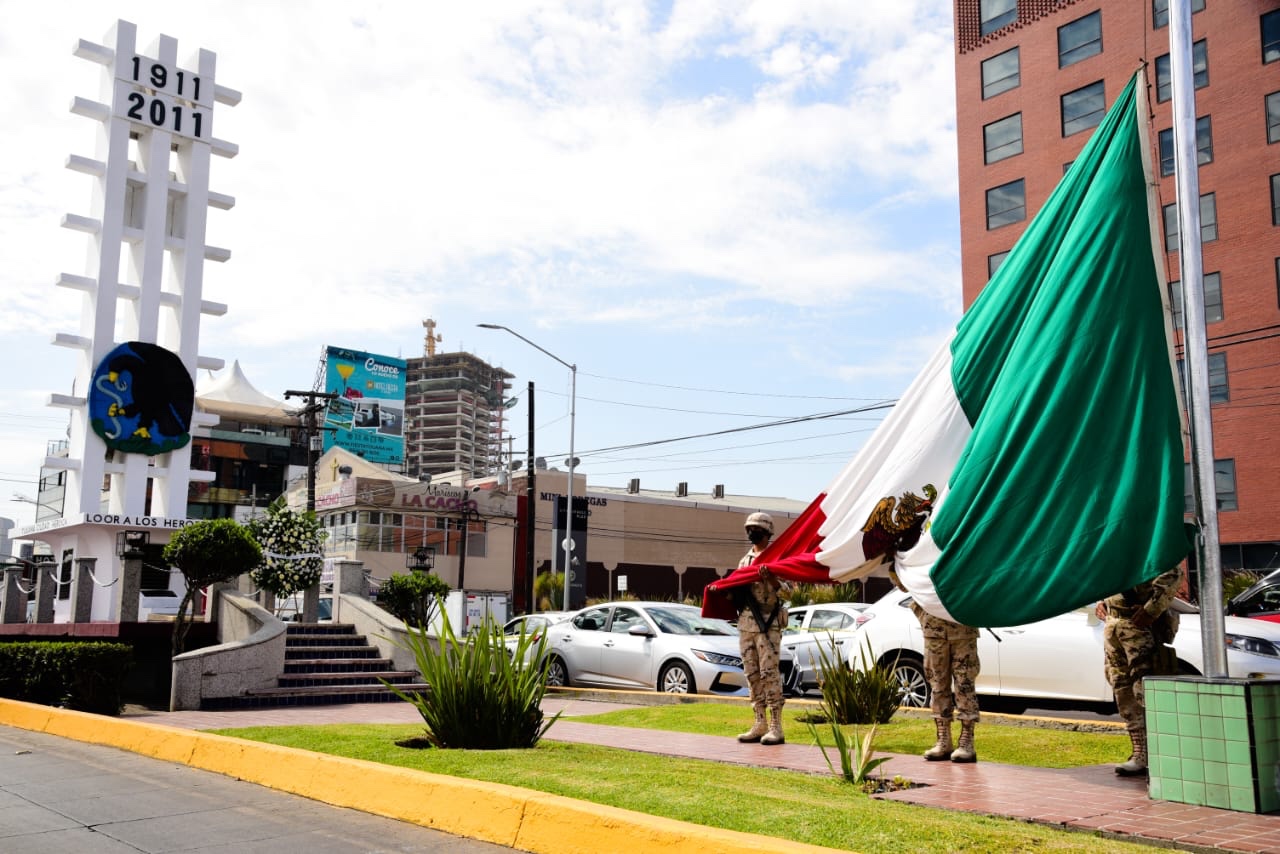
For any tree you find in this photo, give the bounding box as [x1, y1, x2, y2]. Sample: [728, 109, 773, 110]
[378, 572, 451, 629]
[245, 502, 326, 604]
[163, 519, 262, 655]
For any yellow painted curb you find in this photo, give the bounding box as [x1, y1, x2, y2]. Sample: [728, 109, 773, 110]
[0, 699, 851, 854]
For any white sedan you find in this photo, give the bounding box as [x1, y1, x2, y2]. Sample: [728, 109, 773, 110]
[543, 601, 801, 696]
[782, 602, 873, 691]
[501, 611, 577, 663]
[846, 590, 1280, 710]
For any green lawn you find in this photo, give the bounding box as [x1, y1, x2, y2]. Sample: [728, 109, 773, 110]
[211, 705, 1146, 853]
[570, 703, 1130, 768]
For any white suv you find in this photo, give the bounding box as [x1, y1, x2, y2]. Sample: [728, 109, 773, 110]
[847, 589, 1280, 710]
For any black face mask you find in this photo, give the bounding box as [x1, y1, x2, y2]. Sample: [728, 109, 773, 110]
[747, 528, 769, 545]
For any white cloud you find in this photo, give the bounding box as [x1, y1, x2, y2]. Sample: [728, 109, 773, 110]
[0, 1, 961, 530]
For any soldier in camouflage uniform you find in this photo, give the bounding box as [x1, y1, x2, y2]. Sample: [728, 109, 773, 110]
[910, 600, 981, 763]
[1098, 566, 1182, 777]
[734, 511, 791, 746]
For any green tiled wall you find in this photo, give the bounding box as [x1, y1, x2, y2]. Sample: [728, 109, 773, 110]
[1147, 676, 1280, 813]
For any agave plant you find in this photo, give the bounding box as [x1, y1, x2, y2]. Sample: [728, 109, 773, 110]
[814, 634, 905, 725]
[808, 718, 892, 786]
[385, 597, 561, 749]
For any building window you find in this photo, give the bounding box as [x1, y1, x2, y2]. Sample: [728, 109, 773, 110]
[1268, 92, 1280, 144]
[1163, 193, 1219, 251]
[984, 113, 1023, 164]
[982, 47, 1020, 100]
[1273, 174, 1280, 225]
[1154, 0, 1204, 30]
[1157, 116, 1213, 176]
[58, 552, 73, 601]
[1062, 81, 1105, 137]
[988, 251, 1010, 278]
[1265, 10, 1280, 64]
[1208, 352, 1228, 404]
[1169, 271, 1224, 329]
[981, 0, 1017, 37]
[1184, 459, 1237, 513]
[1176, 352, 1229, 404]
[986, 179, 1026, 230]
[1059, 11, 1102, 68]
[1154, 40, 1208, 103]
[1276, 258, 1280, 309]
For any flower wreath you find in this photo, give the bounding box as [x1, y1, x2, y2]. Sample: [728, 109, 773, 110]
[247, 507, 326, 597]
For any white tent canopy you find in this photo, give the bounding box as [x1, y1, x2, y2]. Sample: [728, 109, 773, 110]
[196, 360, 300, 425]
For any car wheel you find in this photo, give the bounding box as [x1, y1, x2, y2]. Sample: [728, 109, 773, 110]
[545, 656, 570, 688]
[890, 654, 930, 708]
[658, 661, 696, 694]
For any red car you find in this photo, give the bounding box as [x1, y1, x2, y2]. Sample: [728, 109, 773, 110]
[1226, 570, 1280, 623]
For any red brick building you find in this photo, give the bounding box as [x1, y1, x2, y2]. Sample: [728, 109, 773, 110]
[952, 0, 1280, 574]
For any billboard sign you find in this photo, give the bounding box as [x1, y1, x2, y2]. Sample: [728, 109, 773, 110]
[323, 346, 406, 465]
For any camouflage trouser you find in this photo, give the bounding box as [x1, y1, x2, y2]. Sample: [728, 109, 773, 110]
[918, 610, 980, 723]
[1104, 616, 1160, 734]
[739, 611, 786, 709]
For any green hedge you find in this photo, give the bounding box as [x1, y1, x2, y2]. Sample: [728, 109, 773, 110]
[0, 642, 133, 715]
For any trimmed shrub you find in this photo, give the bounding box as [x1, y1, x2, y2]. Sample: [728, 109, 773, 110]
[378, 572, 451, 628]
[163, 518, 262, 654]
[0, 642, 133, 715]
[787, 581, 864, 608]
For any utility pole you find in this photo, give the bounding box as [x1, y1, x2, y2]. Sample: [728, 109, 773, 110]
[526, 381, 536, 613]
[457, 506, 472, 593]
[284, 390, 337, 513]
[284, 389, 336, 624]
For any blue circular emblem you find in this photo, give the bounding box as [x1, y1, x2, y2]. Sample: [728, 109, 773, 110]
[88, 342, 194, 455]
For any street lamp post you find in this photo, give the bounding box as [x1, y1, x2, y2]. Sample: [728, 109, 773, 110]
[478, 323, 576, 612]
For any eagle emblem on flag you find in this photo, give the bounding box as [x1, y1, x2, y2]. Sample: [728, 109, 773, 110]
[861, 484, 938, 562]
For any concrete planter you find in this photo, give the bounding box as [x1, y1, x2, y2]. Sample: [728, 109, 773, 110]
[1147, 676, 1280, 813]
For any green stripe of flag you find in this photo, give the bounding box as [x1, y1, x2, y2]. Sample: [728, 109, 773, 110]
[932, 73, 1189, 626]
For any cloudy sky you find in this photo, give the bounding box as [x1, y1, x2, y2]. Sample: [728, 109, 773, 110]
[0, 1, 961, 534]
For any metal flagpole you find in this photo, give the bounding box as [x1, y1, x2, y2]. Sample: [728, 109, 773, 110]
[1168, 0, 1226, 676]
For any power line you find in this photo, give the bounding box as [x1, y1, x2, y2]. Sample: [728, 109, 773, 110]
[573, 401, 896, 458]
[588, 426, 878, 464]
[579, 370, 893, 401]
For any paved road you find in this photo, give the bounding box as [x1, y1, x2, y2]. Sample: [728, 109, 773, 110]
[0, 725, 515, 854]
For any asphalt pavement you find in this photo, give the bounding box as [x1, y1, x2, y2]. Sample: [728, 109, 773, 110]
[0, 725, 512, 854]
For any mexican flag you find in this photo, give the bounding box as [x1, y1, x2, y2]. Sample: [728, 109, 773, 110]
[704, 72, 1189, 627]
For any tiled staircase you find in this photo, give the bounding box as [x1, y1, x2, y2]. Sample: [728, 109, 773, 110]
[201, 623, 428, 710]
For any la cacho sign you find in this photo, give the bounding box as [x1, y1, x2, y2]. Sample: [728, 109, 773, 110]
[399, 492, 478, 513]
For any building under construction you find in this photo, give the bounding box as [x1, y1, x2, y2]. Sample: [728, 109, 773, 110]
[404, 319, 513, 480]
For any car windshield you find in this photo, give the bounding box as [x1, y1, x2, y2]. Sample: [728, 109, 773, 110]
[646, 606, 734, 636]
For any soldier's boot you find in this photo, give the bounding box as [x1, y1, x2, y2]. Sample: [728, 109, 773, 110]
[923, 718, 953, 761]
[737, 705, 768, 743]
[1115, 729, 1148, 777]
[761, 706, 786, 745]
[951, 722, 977, 763]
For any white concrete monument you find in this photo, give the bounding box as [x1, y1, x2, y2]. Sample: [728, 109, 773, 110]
[17, 20, 239, 622]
